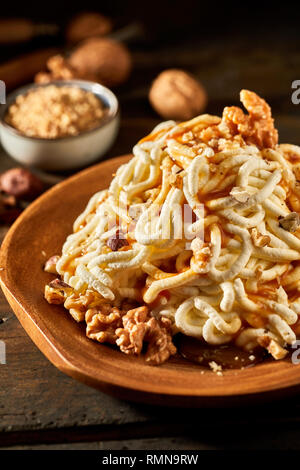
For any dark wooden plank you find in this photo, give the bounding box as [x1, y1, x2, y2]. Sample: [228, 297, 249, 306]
[93, 432, 300, 450]
[0, 295, 154, 432]
[3, 298, 300, 448]
[0, 442, 101, 450]
[2, 426, 300, 450]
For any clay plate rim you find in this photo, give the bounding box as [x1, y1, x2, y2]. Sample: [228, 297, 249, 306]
[1, 154, 300, 406]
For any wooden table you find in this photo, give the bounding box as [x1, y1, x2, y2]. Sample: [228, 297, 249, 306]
[1, 32, 300, 450]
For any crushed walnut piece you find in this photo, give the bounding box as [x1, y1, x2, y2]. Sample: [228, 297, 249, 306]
[86, 304, 123, 344]
[209, 361, 223, 376]
[64, 290, 100, 323]
[44, 255, 60, 274]
[116, 306, 176, 365]
[116, 306, 148, 355]
[230, 186, 250, 204]
[250, 228, 271, 247]
[279, 212, 300, 232]
[182, 131, 194, 143]
[190, 239, 212, 272]
[257, 335, 288, 360]
[49, 278, 70, 289]
[44, 279, 73, 304]
[35, 55, 76, 84]
[145, 316, 177, 364]
[222, 90, 278, 149]
[44, 285, 65, 305]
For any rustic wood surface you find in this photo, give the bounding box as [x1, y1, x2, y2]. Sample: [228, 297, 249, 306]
[1, 32, 300, 449]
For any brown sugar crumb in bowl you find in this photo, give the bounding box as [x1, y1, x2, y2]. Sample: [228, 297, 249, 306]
[5, 85, 106, 139]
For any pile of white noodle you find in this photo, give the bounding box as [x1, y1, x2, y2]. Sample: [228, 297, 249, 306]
[55, 101, 300, 359]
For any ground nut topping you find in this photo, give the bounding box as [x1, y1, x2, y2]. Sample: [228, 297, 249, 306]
[5, 85, 105, 139]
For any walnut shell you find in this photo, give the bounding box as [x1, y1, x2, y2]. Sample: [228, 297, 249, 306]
[68, 38, 132, 87]
[149, 69, 207, 120]
[66, 12, 112, 44]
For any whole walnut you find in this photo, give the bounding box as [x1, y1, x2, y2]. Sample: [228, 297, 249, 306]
[149, 69, 207, 121]
[68, 38, 132, 87]
[0, 168, 44, 200]
[66, 12, 112, 44]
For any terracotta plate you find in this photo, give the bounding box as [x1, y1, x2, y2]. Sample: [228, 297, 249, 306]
[1, 155, 300, 407]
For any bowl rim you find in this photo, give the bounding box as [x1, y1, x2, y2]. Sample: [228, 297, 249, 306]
[0, 79, 119, 143]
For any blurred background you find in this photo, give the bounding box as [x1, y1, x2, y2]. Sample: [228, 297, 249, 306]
[1, 1, 300, 141]
[0, 0, 300, 217]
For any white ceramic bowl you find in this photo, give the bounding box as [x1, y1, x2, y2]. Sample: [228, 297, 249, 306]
[0, 80, 120, 171]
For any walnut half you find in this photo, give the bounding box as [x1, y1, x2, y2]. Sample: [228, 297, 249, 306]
[86, 304, 123, 344]
[116, 306, 176, 365]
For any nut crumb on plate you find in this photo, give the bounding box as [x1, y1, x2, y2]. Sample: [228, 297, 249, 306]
[209, 361, 223, 375]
